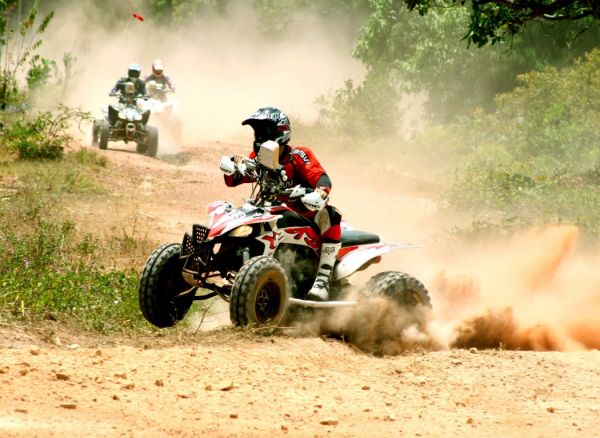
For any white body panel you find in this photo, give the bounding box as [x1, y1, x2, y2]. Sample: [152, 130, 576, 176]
[334, 242, 419, 280]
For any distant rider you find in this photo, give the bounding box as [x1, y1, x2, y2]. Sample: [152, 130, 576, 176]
[144, 60, 175, 100]
[109, 63, 148, 102]
[220, 106, 342, 301]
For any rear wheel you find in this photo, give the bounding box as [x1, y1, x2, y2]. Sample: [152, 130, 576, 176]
[230, 256, 289, 327]
[364, 271, 431, 308]
[139, 243, 194, 328]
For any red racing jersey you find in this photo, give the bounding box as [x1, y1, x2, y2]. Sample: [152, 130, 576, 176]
[224, 145, 332, 193]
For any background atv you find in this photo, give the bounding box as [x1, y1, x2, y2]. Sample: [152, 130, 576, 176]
[144, 80, 183, 146]
[92, 82, 159, 157]
[138, 141, 431, 329]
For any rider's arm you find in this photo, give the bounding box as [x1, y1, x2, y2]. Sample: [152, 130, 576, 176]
[223, 151, 257, 187]
[291, 147, 331, 194]
[109, 80, 121, 96]
[165, 76, 175, 91]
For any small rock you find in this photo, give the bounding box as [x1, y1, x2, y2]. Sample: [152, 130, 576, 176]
[155, 379, 164, 387]
[56, 373, 70, 381]
[30, 346, 40, 356]
[383, 413, 397, 422]
[0, 366, 8, 374]
[466, 417, 474, 424]
[59, 403, 77, 410]
[451, 360, 462, 366]
[218, 381, 235, 391]
[362, 385, 370, 390]
[469, 347, 478, 354]
[19, 369, 28, 376]
[229, 413, 238, 419]
[204, 384, 213, 391]
[14, 408, 27, 414]
[547, 407, 555, 413]
[112, 395, 120, 401]
[177, 392, 191, 399]
[114, 372, 127, 379]
[280, 425, 288, 431]
[95, 350, 102, 356]
[320, 418, 338, 426]
[121, 383, 135, 390]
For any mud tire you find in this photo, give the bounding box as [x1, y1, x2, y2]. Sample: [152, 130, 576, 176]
[364, 271, 431, 308]
[91, 119, 101, 146]
[230, 256, 289, 327]
[138, 243, 194, 328]
[145, 126, 159, 157]
[98, 120, 109, 150]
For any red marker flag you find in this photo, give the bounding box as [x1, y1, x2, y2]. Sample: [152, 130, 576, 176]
[132, 13, 144, 22]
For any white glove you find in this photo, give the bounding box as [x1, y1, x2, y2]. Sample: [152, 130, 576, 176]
[220, 156, 236, 176]
[301, 191, 326, 211]
[288, 185, 307, 198]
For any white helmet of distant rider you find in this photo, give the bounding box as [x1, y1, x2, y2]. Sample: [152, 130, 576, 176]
[152, 60, 164, 77]
[128, 63, 141, 80]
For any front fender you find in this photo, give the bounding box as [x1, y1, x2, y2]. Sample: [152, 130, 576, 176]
[334, 242, 419, 280]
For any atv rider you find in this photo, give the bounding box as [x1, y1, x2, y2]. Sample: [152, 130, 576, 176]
[220, 106, 342, 301]
[109, 63, 148, 103]
[144, 59, 175, 101]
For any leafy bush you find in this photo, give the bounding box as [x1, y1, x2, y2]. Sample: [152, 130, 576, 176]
[0, 105, 91, 160]
[415, 48, 600, 241]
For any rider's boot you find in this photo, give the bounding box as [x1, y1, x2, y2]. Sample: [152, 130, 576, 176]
[307, 242, 341, 301]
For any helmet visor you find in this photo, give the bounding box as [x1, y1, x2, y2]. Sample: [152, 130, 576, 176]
[253, 122, 277, 143]
[128, 69, 140, 79]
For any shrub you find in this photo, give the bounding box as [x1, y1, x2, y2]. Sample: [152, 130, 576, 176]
[0, 105, 91, 160]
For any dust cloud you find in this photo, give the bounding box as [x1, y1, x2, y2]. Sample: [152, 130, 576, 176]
[313, 225, 600, 355]
[38, 1, 365, 153]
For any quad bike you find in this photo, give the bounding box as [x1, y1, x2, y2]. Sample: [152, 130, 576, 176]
[143, 80, 182, 146]
[92, 82, 159, 157]
[138, 141, 431, 328]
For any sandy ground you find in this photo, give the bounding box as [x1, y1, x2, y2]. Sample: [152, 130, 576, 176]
[2, 140, 600, 437]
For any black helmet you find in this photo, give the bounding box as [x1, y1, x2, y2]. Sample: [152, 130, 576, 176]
[242, 107, 291, 153]
[128, 63, 141, 80]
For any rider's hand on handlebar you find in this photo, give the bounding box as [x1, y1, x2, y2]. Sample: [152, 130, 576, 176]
[232, 154, 244, 164]
[315, 187, 329, 200]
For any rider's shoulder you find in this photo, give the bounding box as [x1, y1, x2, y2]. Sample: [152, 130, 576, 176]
[290, 146, 315, 164]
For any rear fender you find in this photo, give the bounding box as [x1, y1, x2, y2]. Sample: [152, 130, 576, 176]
[334, 242, 419, 280]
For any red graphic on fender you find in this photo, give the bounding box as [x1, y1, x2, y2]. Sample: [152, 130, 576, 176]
[285, 227, 320, 250]
[261, 231, 279, 250]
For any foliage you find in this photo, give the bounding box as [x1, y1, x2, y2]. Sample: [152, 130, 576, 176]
[0, 0, 54, 108]
[0, 218, 143, 332]
[0, 152, 153, 332]
[417, 48, 600, 241]
[399, 0, 600, 47]
[314, 67, 402, 148]
[0, 105, 91, 160]
[353, 1, 600, 122]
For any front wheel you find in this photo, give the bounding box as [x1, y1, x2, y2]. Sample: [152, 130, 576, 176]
[98, 120, 109, 150]
[229, 256, 289, 327]
[138, 243, 194, 328]
[145, 126, 159, 157]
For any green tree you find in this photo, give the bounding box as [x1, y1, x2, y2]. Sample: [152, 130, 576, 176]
[401, 0, 600, 47]
[353, 1, 600, 121]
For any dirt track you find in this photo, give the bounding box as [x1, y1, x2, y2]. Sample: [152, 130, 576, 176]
[2, 142, 600, 437]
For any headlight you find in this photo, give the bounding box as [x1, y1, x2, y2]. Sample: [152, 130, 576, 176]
[227, 225, 252, 237]
[118, 112, 126, 119]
